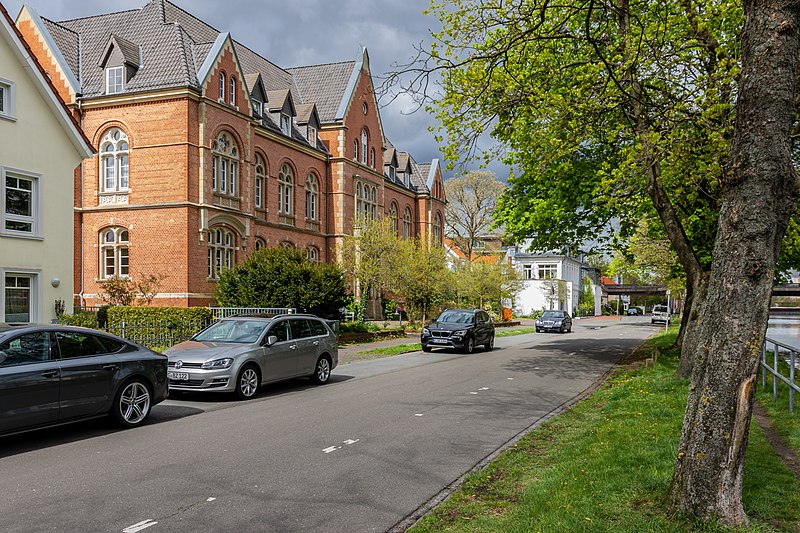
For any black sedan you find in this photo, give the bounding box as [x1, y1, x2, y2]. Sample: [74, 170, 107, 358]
[421, 309, 495, 353]
[535, 310, 573, 333]
[0, 324, 168, 437]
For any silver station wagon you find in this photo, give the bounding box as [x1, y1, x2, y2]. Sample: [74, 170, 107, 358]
[165, 314, 338, 400]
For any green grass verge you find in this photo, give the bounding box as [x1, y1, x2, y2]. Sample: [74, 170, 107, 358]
[360, 343, 422, 356]
[756, 355, 800, 456]
[410, 330, 800, 532]
[496, 327, 538, 337]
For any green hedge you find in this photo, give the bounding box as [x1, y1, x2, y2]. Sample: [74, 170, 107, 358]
[106, 306, 213, 325]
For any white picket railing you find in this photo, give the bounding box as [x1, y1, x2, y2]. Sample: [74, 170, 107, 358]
[762, 336, 799, 412]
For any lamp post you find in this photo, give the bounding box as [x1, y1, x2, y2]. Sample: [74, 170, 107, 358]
[665, 289, 671, 333]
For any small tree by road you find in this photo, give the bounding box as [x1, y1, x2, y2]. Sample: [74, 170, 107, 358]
[444, 171, 506, 260]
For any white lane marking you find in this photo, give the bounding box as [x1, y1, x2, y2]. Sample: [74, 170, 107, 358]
[469, 392, 478, 395]
[206, 497, 216, 502]
[123, 519, 158, 533]
[343, 438, 360, 445]
[415, 413, 424, 417]
[323, 446, 339, 453]
[507, 377, 514, 380]
[479, 387, 489, 391]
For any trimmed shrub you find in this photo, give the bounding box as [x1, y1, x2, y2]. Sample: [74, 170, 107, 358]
[106, 306, 213, 325]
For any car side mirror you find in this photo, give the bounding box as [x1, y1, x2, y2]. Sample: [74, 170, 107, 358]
[264, 335, 278, 347]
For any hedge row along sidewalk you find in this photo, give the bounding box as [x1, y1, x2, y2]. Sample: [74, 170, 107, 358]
[405, 329, 800, 532]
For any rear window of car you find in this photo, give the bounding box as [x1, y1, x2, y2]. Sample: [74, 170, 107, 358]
[653, 306, 667, 313]
[309, 320, 328, 336]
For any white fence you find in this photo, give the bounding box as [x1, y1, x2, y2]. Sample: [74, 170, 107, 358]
[762, 336, 799, 412]
[208, 307, 296, 319]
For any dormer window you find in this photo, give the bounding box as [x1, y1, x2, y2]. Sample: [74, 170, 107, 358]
[253, 100, 262, 118]
[307, 125, 317, 144]
[106, 66, 124, 94]
[280, 114, 291, 136]
[389, 165, 396, 180]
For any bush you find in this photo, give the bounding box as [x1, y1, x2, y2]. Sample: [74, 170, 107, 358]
[58, 310, 99, 328]
[106, 306, 213, 326]
[216, 247, 348, 319]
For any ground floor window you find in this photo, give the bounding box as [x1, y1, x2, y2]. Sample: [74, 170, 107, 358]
[4, 273, 35, 324]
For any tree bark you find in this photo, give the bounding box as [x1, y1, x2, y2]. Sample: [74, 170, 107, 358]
[669, 0, 800, 524]
[676, 271, 709, 378]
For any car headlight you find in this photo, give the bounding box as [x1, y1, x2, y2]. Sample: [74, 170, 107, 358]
[453, 329, 468, 336]
[201, 358, 234, 369]
[422, 328, 430, 336]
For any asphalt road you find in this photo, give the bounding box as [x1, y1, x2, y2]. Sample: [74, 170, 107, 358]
[0, 317, 657, 533]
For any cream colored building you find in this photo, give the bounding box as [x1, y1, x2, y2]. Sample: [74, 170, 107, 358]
[0, 4, 93, 323]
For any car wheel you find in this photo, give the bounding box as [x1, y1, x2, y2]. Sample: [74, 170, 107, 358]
[560, 324, 566, 333]
[111, 378, 152, 428]
[463, 336, 475, 354]
[235, 364, 260, 400]
[311, 356, 332, 385]
[422, 345, 432, 352]
[568, 324, 572, 333]
[484, 334, 494, 352]
[536, 328, 541, 333]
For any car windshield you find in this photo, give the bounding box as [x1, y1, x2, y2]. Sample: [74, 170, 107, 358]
[542, 311, 565, 318]
[193, 320, 268, 343]
[653, 306, 667, 312]
[437, 311, 474, 324]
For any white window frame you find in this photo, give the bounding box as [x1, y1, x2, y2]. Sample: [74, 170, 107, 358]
[353, 139, 359, 162]
[0, 77, 16, 121]
[280, 114, 291, 136]
[219, 72, 226, 101]
[100, 227, 129, 278]
[307, 246, 319, 262]
[208, 227, 235, 279]
[537, 263, 558, 280]
[305, 174, 319, 221]
[99, 128, 130, 193]
[361, 129, 368, 165]
[278, 163, 294, 215]
[212, 132, 239, 197]
[355, 181, 377, 220]
[2, 166, 41, 239]
[254, 157, 265, 209]
[229, 76, 236, 106]
[1, 269, 40, 324]
[307, 125, 317, 144]
[105, 66, 124, 94]
[253, 100, 262, 118]
[404, 207, 413, 239]
[523, 264, 533, 280]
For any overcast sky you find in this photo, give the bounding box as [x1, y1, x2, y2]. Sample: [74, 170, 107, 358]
[5, 0, 508, 180]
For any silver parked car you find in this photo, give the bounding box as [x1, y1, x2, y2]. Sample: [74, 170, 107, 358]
[165, 314, 338, 400]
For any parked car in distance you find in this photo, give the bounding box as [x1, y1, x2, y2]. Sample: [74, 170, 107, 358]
[536, 310, 573, 333]
[0, 324, 168, 437]
[421, 309, 495, 354]
[165, 314, 338, 400]
[626, 307, 640, 316]
[651, 305, 670, 324]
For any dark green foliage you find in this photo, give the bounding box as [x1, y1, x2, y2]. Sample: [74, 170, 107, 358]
[215, 247, 348, 319]
[58, 310, 100, 328]
[106, 306, 212, 325]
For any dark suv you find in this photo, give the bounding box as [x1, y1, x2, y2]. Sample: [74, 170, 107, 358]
[421, 309, 495, 353]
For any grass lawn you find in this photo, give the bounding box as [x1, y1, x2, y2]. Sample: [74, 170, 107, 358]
[755, 356, 800, 456]
[410, 329, 800, 532]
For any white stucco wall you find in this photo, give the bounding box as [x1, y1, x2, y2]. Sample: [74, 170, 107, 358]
[0, 31, 86, 323]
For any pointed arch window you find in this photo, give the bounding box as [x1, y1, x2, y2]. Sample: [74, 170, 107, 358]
[254, 237, 266, 251]
[361, 129, 368, 165]
[433, 212, 443, 244]
[389, 202, 398, 234]
[355, 180, 377, 220]
[305, 173, 319, 221]
[212, 132, 239, 196]
[219, 71, 226, 101]
[100, 128, 129, 193]
[229, 76, 236, 106]
[208, 227, 235, 279]
[353, 139, 359, 162]
[404, 207, 413, 239]
[279, 163, 294, 216]
[307, 246, 319, 262]
[100, 227, 129, 278]
[254, 155, 266, 209]
[370, 148, 376, 169]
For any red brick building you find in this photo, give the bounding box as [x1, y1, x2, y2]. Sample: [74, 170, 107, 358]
[15, 0, 445, 308]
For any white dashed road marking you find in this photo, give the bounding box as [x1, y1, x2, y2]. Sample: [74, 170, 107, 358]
[323, 438, 361, 454]
[206, 497, 216, 502]
[415, 413, 424, 417]
[123, 519, 157, 533]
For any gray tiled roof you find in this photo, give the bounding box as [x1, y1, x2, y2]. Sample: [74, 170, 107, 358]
[287, 61, 355, 123]
[104, 34, 140, 67]
[41, 18, 79, 80]
[411, 159, 431, 193]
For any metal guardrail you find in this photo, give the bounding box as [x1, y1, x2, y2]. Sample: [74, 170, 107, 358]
[208, 307, 296, 318]
[762, 336, 799, 412]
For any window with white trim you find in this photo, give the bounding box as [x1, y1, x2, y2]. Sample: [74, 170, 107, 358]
[211, 132, 238, 196]
[278, 163, 294, 216]
[370, 148, 375, 169]
[355, 181, 377, 220]
[254, 155, 265, 209]
[523, 265, 533, 279]
[403, 207, 413, 239]
[307, 246, 319, 262]
[254, 238, 265, 251]
[353, 139, 358, 161]
[105, 66, 124, 94]
[4, 273, 35, 324]
[389, 202, 398, 233]
[219, 71, 226, 100]
[208, 227, 235, 279]
[252, 100, 262, 118]
[2, 167, 39, 237]
[305, 174, 319, 221]
[100, 128, 129, 193]
[307, 124, 317, 144]
[280, 114, 291, 136]
[0, 77, 16, 119]
[100, 227, 129, 278]
[537, 263, 558, 279]
[360, 129, 368, 165]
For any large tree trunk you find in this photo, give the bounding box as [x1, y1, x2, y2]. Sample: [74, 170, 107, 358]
[669, 0, 800, 524]
[676, 271, 709, 378]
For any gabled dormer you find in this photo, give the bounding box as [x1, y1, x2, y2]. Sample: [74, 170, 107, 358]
[245, 73, 267, 120]
[383, 145, 398, 182]
[397, 152, 413, 188]
[266, 89, 296, 137]
[99, 34, 140, 95]
[295, 103, 321, 147]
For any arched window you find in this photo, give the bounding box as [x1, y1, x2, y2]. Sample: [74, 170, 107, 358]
[279, 163, 294, 215]
[355, 181, 377, 220]
[353, 139, 359, 162]
[404, 207, 413, 239]
[254, 237, 266, 251]
[280, 240, 294, 249]
[99, 128, 129, 193]
[389, 202, 398, 233]
[361, 129, 368, 165]
[212, 132, 238, 196]
[433, 212, 443, 244]
[305, 173, 319, 221]
[208, 227, 235, 279]
[100, 227, 129, 278]
[229, 76, 236, 105]
[219, 71, 226, 100]
[254, 154, 265, 209]
[370, 147, 375, 169]
[307, 246, 319, 262]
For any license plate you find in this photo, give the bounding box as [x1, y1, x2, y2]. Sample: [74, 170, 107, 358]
[432, 339, 447, 344]
[168, 371, 190, 381]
